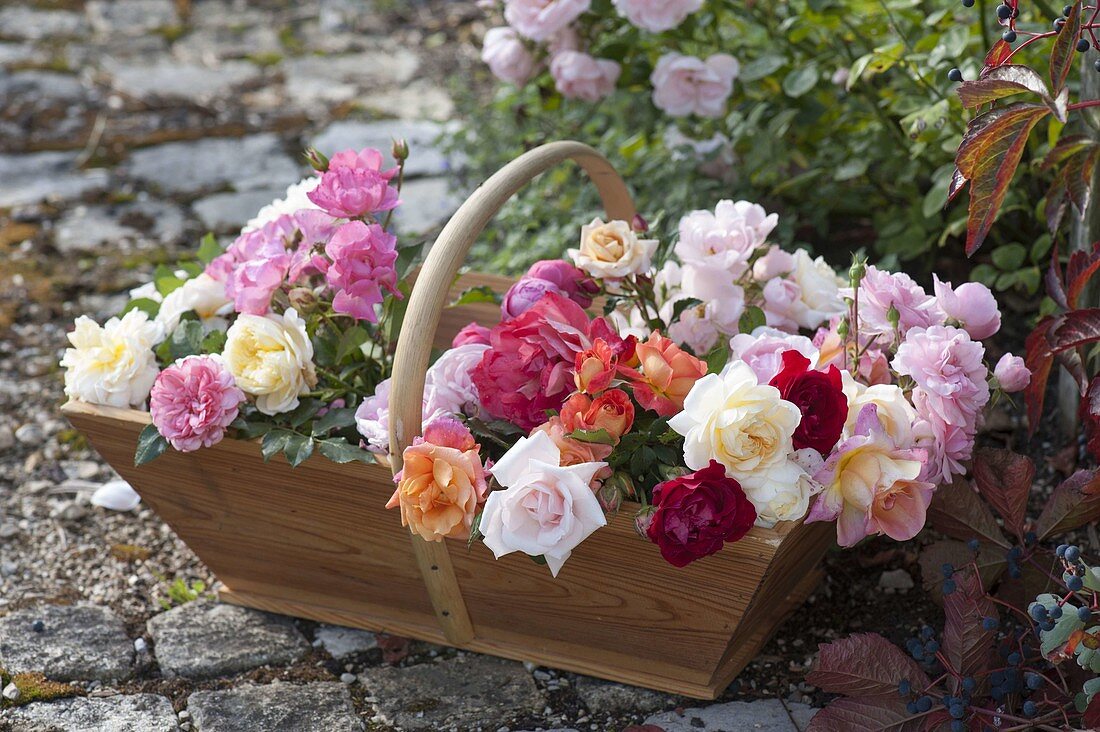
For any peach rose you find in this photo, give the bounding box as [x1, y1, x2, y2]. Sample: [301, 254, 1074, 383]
[532, 416, 614, 469]
[388, 418, 488, 542]
[574, 338, 618, 394]
[561, 389, 635, 440]
[623, 332, 707, 416]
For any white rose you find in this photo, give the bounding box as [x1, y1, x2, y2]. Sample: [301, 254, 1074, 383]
[740, 458, 815, 527]
[789, 249, 846, 330]
[669, 361, 802, 480]
[61, 310, 164, 409]
[156, 273, 233, 334]
[224, 308, 317, 415]
[241, 176, 321, 235]
[680, 263, 744, 335]
[840, 371, 922, 448]
[482, 430, 608, 577]
[568, 218, 658, 279]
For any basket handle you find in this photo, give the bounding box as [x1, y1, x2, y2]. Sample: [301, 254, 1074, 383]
[388, 141, 636, 645]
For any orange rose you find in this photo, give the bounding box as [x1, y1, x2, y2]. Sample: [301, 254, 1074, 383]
[624, 332, 707, 416]
[532, 417, 614, 473]
[561, 389, 635, 440]
[387, 418, 487, 542]
[574, 338, 618, 394]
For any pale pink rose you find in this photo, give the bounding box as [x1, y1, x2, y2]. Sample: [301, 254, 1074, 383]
[680, 263, 745, 334]
[651, 52, 739, 118]
[505, 0, 590, 41]
[149, 355, 244, 452]
[550, 51, 621, 102]
[752, 245, 795, 281]
[482, 27, 536, 86]
[994, 353, 1030, 393]
[482, 430, 608, 576]
[424, 343, 490, 416]
[932, 275, 1001, 340]
[215, 214, 298, 315]
[354, 379, 450, 454]
[728, 326, 820, 384]
[452, 322, 491, 347]
[612, 0, 702, 32]
[668, 302, 720, 354]
[676, 200, 778, 274]
[547, 26, 580, 54]
[892, 325, 990, 427]
[845, 266, 937, 341]
[761, 277, 802, 332]
[914, 393, 976, 483]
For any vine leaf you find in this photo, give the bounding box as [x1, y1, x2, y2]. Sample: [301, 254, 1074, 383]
[1025, 307, 1100, 429]
[806, 696, 924, 732]
[954, 103, 1051, 256]
[927, 477, 1010, 548]
[971, 448, 1034, 537]
[943, 569, 997, 681]
[807, 633, 931, 696]
[1035, 467, 1100, 538]
[957, 65, 1064, 121]
[1051, 1, 1083, 92]
[1044, 143, 1100, 232]
[984, 39, 1013, 70]
[134, 424, 169, 467]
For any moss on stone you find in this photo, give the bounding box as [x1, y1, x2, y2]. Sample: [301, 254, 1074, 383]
[1, 672, 82, 708]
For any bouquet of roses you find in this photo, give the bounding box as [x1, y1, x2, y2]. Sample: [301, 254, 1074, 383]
[60, 144, 421, 468]
[371, 200, 1032, 574]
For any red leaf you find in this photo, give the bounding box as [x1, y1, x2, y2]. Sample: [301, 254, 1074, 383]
[1082, 376, 1100, 461]
[1046, 239, 1068, 308]
[1035, 467, 1100, 538]
[1024, 314, 1057, 432]
[971, 449, 1034, 537]
[1065, 244, 1100, 308]
[1084, 693, 1100, 728]
[1050, 1, 1083, 92]
[1041, 134, 1096, 171]
[957, 65, 1051, 109]
[807, 696, 926, 732]
[807, 633, 931, 696]
[1049, 308, 1100, 351]
[942, 570, 997, 680]
[1043, 145, 1100, 233]
[927, 478, 1010, 548]
[955, 103, 1051, 255]
[918, 540, 1006, 606]
[946, 167, 968, 205]
[984, 40, 1013, 70]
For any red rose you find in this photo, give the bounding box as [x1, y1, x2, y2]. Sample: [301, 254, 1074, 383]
[646, 460, 756, 567]
[769, 349, 848, 455]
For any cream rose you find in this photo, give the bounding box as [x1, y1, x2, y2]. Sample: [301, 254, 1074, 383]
[482, 430, 608, 577]
[224, 308, 317, 415]
[668, 361, 802, 481]
[789, 249, 846, 330]
[841, 371, 922, 448]
[156, 273, 232, 334]
[568, 218, 658, 279]
[61, 310, 164, 409]
[740, 458, 816, 527]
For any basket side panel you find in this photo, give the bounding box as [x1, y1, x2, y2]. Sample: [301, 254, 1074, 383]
[65, 408, 440, 632]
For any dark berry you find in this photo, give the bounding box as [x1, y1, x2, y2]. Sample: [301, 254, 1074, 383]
[1065, 545, 1081, 562]
[943, 579, 957, 595]
[1023, 700, 1038, 717]
[950, 702, 966, 718]
[1008, 546, 1023, 560]
[1041, 618, 1057, 632]
[1056, 17, 1068, 29]
[1029, 604, 1048, 621]
[1068, 575, 1084, 591]
[1008, 651, 1021, 666]
[991, 670, 1006, 685]
[962, 0, 975, 6]
[899, 679, 912, 695]
[1065, 3, 1075, 14]
[1003, 29, 1017, 42]
[31, 619, 44, 633]
[948, 67, 963, 82]
[997, 3, 1012, 18]
[1057, 544, 1068, 557]
[1026, 673, 1043, 690]
[1025, 531, 1037, 546]
[967, 539, 980, 552]
[921, 626, 935, 640]
[982, 617, 999, 631]
[1094, 58, 1100, 71]
[1078, 606, 1092, 621]
[1050, 604, 1063, 619]
[1008, 562, 1022, 579]
[1079, 38, 1092, 52]
[925, 640, 940, 654]
[907, 701, 918, 714]
[916, 696, 933, 713]
[942, 563, 955, 578]
[962, 677, 977, 692]
[951, 722, 966, 732]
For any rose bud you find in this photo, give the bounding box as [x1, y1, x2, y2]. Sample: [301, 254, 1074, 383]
[392, 138, 409, 162]
[633, 505, 656, 538]
[994, 353, 1030, 393]
[303, 147, 329, 172]
[574, 338, 618, 394]
[598, 480, 624, 514]
[287, 287, 319, 313]
[631, 213, 649, 233]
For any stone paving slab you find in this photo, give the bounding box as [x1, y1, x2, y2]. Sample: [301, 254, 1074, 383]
[0, 605, 133, 682]
[0, 153, 108, 208]
[360, 654, 545, 731]
[85, 0, 180, 36]
[643, 699, 818, 732]
[192, 189, 288, 233]
[186, 681, 362, 732]
[392, 176, 461, 235]
[310, 120, 457, 178]
[0, 693, 179, 732]
[0, 7, 87, 41]
[573, 675, 672, 715]
[105, 59, 265, 106]
[146, 601, 309, 679]
[126, 134, 300, 196]
[313, 624, 378, 660]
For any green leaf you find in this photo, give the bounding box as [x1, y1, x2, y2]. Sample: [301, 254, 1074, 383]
[312, 407, 357, 437]
[739, 305, 766, 334]
[286, 399, 323, 428]
[122, 297, 161, 319]
[161, 320, 205, 362]
[670, 297, 702, 324]
[450, 285, 501, 307]
[196, 233, 222, 265]
[135, 424, 169, 466]
[201, 329, 227, 355]
[317, 437, 373, 464]
[261, 429, 295, 462]
[335, 326, 369, 365]
[705, 339, 730, 374]
[232, 417, 274, 439]
[991, 243, 1027, 271]
[283, 433, 315, 467]
[467, 511, 483, 550]
[782, 63, 819, 98]
[383, 281, 411, 345]
[739, 54, 785, 82]
[156, 275, 185, 297]
[567, 428, 616, 445]
[395, 241, 425, 279]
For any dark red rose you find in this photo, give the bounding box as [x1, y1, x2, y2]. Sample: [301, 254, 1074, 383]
[646, 460, 756, 567]
[769, 349, 848, 455]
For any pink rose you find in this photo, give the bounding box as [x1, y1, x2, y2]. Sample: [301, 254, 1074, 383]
[892, 325, 990, 427]
[504, 0, 590, 41]
[328, 148, 399, 176]
[752, 245, 795, 281]
[307, 151, 400, 218]
[933, 275, 1001, 340]
[424, 343, 490, 416]
[323, 221, 399, 322]
[482, 27, 536, 86]
[452, 321, 491, 348]
[217, 215, 298, 315]
[354, 379, 451, 454]
[526, 260, 598, 307]
[761, 277, 803, 332]
[728, 326, 820, 384]
[612, 0, 703, 32]
[651, 52, 739, 118]
[549, 51, 621, 102]
[676, 200, 777, 274]
[501, 278, 564, 319]
[149, 355, 244, 452]
[915, 394, 976, 483]
[845, 266, 937, 341]
[994, 353, 1030, 393]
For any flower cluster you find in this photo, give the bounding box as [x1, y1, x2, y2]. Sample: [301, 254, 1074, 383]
[480, 0, 737, 116]
[61, 146, 415, 465]
[375, 200, 1024, 575]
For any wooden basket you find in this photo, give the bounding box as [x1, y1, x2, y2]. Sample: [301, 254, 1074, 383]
[61, 142, 834, 699]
